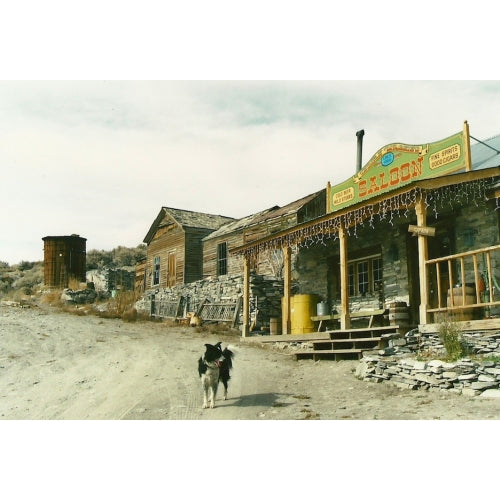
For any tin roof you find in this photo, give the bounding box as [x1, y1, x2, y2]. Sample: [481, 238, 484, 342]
[204, 190, 325, 241]
[471, 133, 500, 170]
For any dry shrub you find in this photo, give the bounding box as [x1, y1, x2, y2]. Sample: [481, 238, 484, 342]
[122, 307, 138, 322]
[98, 291, 139, 319]
[67, 278, 86, 290]
[194, 322, 239, 337]
[40, 290, 63, 306]
[438, 317, 469, 362]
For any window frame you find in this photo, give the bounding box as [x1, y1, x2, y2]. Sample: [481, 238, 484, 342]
[217, 242, 228, 276]
[347, 253, 382, 297]
[153, 256, 160, 286]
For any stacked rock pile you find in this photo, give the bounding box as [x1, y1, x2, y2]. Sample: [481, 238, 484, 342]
[356, 356, 500, 396]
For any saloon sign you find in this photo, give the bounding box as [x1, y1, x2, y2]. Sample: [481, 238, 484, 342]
[327, 123, 472, 213]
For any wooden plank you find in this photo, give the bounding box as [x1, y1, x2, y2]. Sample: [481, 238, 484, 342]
[339, 224, 350, 329]
[408, 224, 436, 237]
[415, 199, 429, 325]
[313, 337, 382, 345]
[473, 254, 481, 304]
[283, 246, 292, 335]
[246, 332, 331, 343]
[419, 318, 500, 333]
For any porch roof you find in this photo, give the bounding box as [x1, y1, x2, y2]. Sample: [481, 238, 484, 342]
[231, 155, 500, 257]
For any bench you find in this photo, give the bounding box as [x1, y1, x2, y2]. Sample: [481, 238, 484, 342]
[311, 308, 387, 331]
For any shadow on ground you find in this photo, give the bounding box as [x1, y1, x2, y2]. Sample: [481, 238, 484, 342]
[226, 392, 294, 408]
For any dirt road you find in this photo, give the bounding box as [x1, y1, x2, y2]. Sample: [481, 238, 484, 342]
[2, 303, 500, 420]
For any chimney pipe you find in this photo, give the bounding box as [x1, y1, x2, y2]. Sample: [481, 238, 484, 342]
[356, 129, 364, 173]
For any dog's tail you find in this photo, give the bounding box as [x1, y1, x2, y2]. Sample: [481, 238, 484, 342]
[222, 345, 236, 369]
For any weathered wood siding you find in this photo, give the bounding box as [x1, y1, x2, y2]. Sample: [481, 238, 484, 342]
[203, 233, 244, 277]
[185, 227, 214, 283]
[145, 214, 186, 289]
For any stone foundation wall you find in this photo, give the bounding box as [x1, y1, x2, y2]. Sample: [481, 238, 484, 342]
[135, 272, 284, 329]
[357, 330, 500, 396]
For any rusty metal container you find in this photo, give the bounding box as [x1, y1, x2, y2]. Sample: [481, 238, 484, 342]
[42, 234, 87, 287]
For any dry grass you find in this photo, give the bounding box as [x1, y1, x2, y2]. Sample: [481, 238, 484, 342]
[67, 278, 86, 290]
[97, 291, 140, 321]
[193, 322, 240, 337]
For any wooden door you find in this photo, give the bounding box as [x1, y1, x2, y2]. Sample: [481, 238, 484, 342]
[167, 253, 176, 287]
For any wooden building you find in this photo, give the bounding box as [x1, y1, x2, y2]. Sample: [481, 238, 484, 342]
[42, 234, 87, 287]
[233, 123, 500, 336]
[142, 207, 234, 289]
[202, 190, 325, 279]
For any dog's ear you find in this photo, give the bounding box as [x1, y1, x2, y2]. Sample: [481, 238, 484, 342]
[204, 343, 212, 348]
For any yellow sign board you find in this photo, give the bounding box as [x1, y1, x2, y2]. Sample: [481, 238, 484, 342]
[327, 123, 471, 213]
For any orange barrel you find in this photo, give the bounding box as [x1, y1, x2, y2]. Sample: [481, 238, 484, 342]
[269, 317, 282, 335]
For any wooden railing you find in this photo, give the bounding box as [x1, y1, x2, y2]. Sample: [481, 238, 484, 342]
[426, 244, 500, 316]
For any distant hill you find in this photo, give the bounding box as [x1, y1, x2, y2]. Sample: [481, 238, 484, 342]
[0, 245, 146, 298]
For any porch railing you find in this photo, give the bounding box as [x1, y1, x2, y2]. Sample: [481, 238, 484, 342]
[426, 244, 500, 318]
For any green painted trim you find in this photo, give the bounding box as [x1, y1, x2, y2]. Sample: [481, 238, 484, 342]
[327, 130, 468, 213]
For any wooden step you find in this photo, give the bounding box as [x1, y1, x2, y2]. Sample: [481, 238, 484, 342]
[312, 340, 382, 351]
[247, 332, 330, 343]
[293, 349, 363, 361]
[314, 336, 382, 345]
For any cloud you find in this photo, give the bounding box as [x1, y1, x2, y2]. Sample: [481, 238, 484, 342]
[1, 80, 500, 265]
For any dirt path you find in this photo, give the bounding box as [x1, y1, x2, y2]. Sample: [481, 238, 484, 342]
[1, 303, 500, 420]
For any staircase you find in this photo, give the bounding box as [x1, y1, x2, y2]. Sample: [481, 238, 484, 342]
[292, 325, 401, 361]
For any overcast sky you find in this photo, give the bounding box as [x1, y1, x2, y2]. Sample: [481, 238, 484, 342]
[1, 80, 500, 265]
[1, 2, 499, 265]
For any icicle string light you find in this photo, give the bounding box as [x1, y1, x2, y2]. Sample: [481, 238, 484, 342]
[236, 178, 496, 258]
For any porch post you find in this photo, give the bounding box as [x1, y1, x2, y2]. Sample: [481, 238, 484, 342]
[283, 246, 292, 335]
[415, 199, 430, 325]
[339, 224, 351, 330]
[242, 253, 250, 337]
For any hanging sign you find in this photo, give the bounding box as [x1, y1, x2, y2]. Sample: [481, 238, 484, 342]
[408, 224, 436, 237]
[327, 124, 471, 213]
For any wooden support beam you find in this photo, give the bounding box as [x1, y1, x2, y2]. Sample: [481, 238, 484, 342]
[282, 246, 292, 335]
[339, 224, 350, 330]
[242, 254, 250, 337]
[415, 199, 429, 325]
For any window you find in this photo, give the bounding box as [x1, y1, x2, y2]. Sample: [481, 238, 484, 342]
[217, 242, 228, 276]
[153, 256, 160, 285]
[348, 254, 382, 297]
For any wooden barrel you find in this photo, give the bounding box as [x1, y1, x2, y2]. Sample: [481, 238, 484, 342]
[447, 286, 475, 320]
[387, 301, 409, 327]
[270, 317, 282, 335]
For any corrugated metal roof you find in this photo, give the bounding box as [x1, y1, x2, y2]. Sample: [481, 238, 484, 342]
[204, 190, 324, 240]
[471, 133, 500, 170]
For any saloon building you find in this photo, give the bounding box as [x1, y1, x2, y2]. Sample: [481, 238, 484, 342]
[233, 122, 500, 336]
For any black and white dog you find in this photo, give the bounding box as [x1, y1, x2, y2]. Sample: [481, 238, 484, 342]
[198, 342, 234, 409]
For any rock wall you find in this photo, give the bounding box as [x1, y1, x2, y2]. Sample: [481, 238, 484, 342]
[136, 272, 284, 329]
[356, 330, 500, 396]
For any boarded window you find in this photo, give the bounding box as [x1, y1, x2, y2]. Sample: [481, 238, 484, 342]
[217, 242, 228, 276]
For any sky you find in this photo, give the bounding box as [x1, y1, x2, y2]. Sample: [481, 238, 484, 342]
[2, 3, 500, 494]
[2, 80, 500, 265]
[1, 2, 499, 267]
